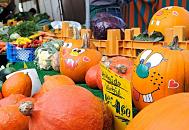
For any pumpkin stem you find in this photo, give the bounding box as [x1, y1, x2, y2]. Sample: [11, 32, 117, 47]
[81, 33, 90, 48]
[168, 36, 183, 50]
[101, 56, 111, 68]
[19, 101, 34, 116]
[115, 64, 127, 74]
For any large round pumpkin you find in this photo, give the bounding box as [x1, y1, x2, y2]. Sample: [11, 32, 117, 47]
[60, 47, 102, 82]
[19, 87, 108, 130]
[127, 93, 189, 130]
[0, 105, 29, 130]
[148, 6, 189, 38]
[2, 72, 32, 97]
[132, 39, 189, 110]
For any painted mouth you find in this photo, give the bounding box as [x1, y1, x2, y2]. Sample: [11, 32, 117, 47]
[133, 87, 160, 103]
[64, 58, 78, 69]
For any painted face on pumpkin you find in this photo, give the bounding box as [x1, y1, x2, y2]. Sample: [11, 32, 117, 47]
[133, 49, 165, 103]
[64, 48, 90, 69]
[150, 6, 179, 28]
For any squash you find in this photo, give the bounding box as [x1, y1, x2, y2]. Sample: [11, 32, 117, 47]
[132, 36, 189, 110]
[85, 64, 99, 89]
[127, 93, 189, 130]
[109, 56, 133, 81]
[2, 72, 32, 97]
[0, 105, 29, 130]
[33, 75, 75, 98]
[148, 6, 189, 38]
[60, 35, 102, 82]
[19, 87, 107, 130]
[0, 94, 25, 107]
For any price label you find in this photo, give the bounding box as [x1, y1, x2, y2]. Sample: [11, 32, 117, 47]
[101, 63, 133, 130]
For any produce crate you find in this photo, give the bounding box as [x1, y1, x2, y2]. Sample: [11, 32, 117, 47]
[6, 43, 35, 62]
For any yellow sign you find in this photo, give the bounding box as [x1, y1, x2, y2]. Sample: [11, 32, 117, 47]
[100, 63, 133, 130]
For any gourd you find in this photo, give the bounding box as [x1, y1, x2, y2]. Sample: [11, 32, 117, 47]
[132, 36, 189, 110]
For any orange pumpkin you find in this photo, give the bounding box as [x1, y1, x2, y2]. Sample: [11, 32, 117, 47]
[2, 72, 32, 97]
[19, 87, 104, 130]
[96, 65, 103, 90]
[85, 64, 99, 89]
[0, 94, 26, 107]
[148, 6, 189, 38]
[109, 56, 133, 81]
[33, 75, 75, 98]
[132, 38, 189, 110]
[127, 93, 189, 130]
[60, 46, 102, 82]
[0, 105, 29, 130]
[0, 92, 3, 99]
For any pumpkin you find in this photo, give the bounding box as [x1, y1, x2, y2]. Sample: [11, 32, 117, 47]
[0, 94, 25, 107]
[109, 56, 133, 81]
[19, 87, 107, 130]
[60, 40, 102, 82]
[148, 6, 189, 38]
[96, 56, 133, 90]
[85, 64, 99, 89]
[0, 105, 29, 130]
[0, 92, 2, 99]
[33, 75, 75, 98]
[132, 36, 189, 110]
[127, 93, 189, 130]
[2, 72, 32, 97]
[96, 65, 103, 90]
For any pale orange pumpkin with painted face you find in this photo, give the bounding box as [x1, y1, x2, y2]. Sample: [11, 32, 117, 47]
[148, 6, 189, 38]
[132, 44, 189, 110]
[60, 47, 102, 82]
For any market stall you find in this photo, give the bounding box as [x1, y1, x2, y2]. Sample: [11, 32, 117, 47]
[0, 1, 189, 129]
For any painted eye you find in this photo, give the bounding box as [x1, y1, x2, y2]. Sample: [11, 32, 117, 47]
[151, 20, 154, 25]
[63, 42, 73, 48]
[166, 6, 173, 10]
[72, 48, 78, 52]
[156, 20, 160, 26]
[77, 49, 85, 54]
[140, 50, 152, 64]
[145, 53, 163, 68]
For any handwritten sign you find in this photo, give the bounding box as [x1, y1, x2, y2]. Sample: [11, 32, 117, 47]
[100, 63, 133, 130]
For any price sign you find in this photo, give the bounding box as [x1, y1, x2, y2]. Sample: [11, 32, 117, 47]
[100, 63, 133, 130]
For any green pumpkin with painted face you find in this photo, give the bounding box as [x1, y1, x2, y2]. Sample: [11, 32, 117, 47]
[132, 44, 189, 110]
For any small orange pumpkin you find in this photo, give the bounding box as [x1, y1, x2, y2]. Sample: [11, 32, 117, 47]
[85, 64, 99, 89]
[2, 72, 32, 97]
[148, 6, 189, 38]
[60, 45, 102, 82]
[127, 93, 189, 130]
[19, 87, 104, 130]
[0, 105, 29, 130]
[132, 37, 189, 110]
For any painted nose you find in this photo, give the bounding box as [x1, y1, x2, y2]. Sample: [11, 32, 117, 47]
[136, 64, 149, 78]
